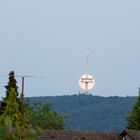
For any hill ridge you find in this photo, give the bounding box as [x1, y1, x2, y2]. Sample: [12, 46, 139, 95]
[28, 95, 136, 132]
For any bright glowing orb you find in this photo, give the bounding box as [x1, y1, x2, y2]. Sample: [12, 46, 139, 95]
[79, 74, 95, 92]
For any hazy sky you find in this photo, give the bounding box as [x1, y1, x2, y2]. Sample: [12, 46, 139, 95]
[0, 0, 140, 98]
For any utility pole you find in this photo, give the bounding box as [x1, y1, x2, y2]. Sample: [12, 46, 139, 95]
[17, 75, 43, 139]
[17, 75, 43, 116]
[21, 76, 24, 117]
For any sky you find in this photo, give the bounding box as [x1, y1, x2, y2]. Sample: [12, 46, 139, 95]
[0, 0, 140, 98]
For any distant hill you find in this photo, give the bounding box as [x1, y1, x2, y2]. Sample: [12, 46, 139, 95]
[28, 94, 136, 132]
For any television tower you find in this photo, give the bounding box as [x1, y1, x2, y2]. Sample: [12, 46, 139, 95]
[79, 48, 95, 94]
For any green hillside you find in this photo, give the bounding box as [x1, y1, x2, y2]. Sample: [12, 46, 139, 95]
[28, 94, 136, 132]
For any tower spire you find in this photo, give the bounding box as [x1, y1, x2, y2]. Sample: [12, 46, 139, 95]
[86, 47, 90, 74]
[79, 48, 95, 94]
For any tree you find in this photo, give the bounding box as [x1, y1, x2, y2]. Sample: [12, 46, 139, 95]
[127, 88, 140, 130]
[0, 88, 22, 139]
[5, 71, 19, 98]
[24, 101, 65, 130]
[0, 88, 21, 127]
[0, 72, 42, 139]
[0, 71, 20, 115]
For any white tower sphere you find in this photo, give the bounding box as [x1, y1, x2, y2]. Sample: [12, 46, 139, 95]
[79, 73, 95, 93]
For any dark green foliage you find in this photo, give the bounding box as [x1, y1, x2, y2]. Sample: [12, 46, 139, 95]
[0, 88, 21, 127]
[24, 100, 65, 130]
[0, 71, 21, 123]
[0, 89, 38, 140]
[0, 71, 65, 139]
[29, 95, 136, 132]
[0, 116, 40, 140]
[5, 71, 18, 97]
[0, 71, 20, 115]
[127, 95, 140, 130]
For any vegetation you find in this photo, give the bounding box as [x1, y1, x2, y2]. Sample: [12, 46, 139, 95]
[0, 70, 139, 135]
[29, 94, 136, 132]
[127, 88, 140, 130]
[24, 100, 65, 130]
[0, 88, 21, 127]
[0, 71, 65, 139]
[0, 71, 20, 115]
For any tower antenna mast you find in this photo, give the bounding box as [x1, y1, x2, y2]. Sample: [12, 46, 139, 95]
[79, 48, 95, 94]
[86, 47, 90, 74]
